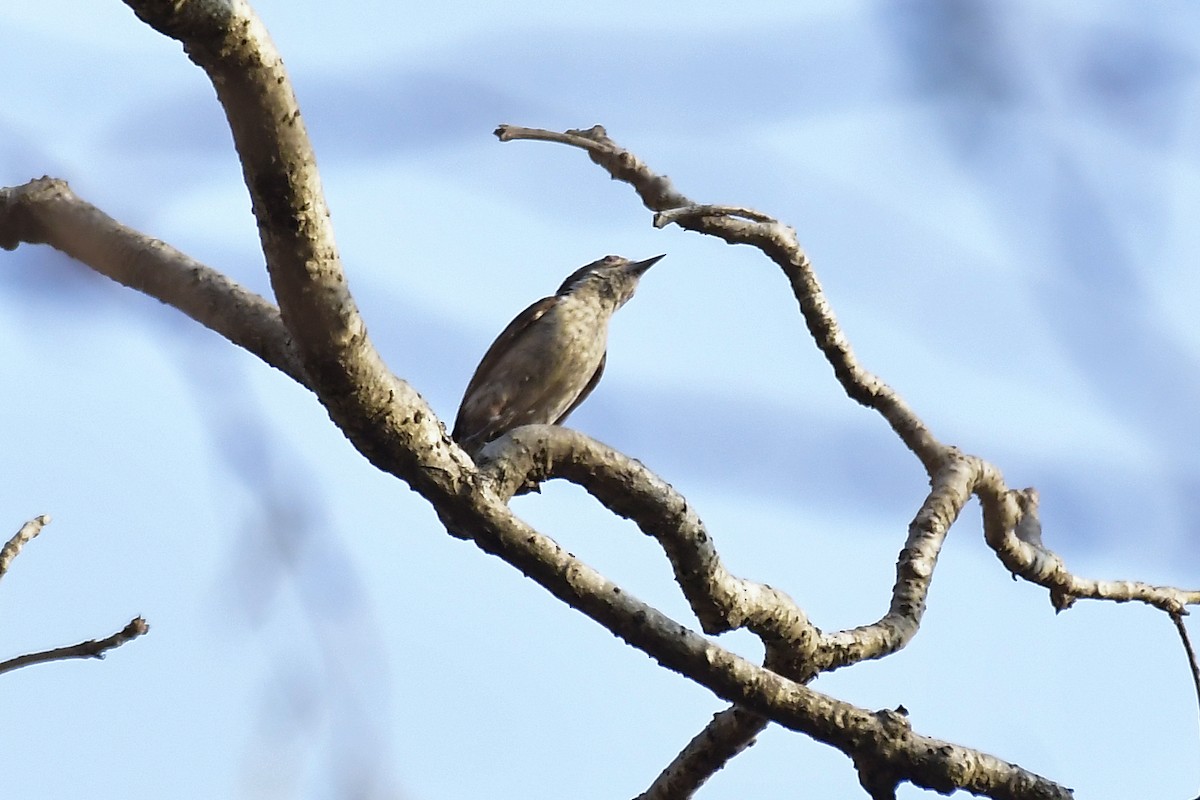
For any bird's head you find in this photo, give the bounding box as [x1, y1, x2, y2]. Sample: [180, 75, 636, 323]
[556, 254, 665, 309]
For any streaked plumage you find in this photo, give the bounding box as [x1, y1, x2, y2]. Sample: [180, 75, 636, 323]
[453, 254, 663, 455]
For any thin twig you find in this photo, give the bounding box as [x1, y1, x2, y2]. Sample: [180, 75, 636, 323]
[0, 515, 50, 580]
[0, 617, 149, 676]
[1172, 612, 1200, 756]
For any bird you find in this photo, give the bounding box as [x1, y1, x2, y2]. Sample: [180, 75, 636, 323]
[452, 253, 664, 456]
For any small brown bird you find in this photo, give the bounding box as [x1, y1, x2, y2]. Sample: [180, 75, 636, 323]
[453, 254, 664, 455]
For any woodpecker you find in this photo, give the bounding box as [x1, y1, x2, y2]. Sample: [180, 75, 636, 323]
[453, 253, 664, 455]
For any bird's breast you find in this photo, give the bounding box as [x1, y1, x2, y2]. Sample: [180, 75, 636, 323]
[530, 296, 609, 381]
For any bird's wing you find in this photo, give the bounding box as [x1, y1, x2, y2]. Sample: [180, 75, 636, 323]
[555, 351, 605, 424]
[453, 295, 556, 444]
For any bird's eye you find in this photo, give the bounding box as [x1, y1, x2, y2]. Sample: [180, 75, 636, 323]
[602, 255, 622, 265]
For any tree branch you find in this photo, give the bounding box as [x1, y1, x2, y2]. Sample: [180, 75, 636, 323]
[494, 124, 1200, 614]
[448, 486, 1072, 798]
[0, 515, 49, 581]
[0, 516, 149, 676]
[496, 124, 946, 475]
[1171, 611, 1200, 758]
[477, 425, 819, 665]
[636, 707, 768, 800]
[87, 9, 1057, 790]
[820, 452, 975, 670]
[0, 178, 310, 385]
[490, 123, 1200, 795]
[976, 474, 1200, 613]
[469, 426, 1069, 797]
[122, 0, 472, 497]
[0, 0, 1170, 790]
[0, 617, 149, 676]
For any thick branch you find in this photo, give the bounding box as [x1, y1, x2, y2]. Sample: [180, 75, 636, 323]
[477, 426, 820, 665]
[448, 489, 1071, 799]
[0, 178, 309, 385]
[124, 0, 472, 494]
[637, 707, 768, 800]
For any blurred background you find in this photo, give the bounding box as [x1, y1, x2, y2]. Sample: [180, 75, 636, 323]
[2, 0, 1199, 797]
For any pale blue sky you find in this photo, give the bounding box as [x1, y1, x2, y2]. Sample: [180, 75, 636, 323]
[2, 1, 1199, 797]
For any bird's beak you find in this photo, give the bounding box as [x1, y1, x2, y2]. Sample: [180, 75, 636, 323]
[627, 254, 666, 276]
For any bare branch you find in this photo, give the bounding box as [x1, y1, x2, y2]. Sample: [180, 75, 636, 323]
[497, 124, 1200, 607]
[821, 453, 977, 670]
[0, 0, 1160, 782]
[653, 204, 779, 226]
[1172, 612, 1200, 757]
[123, 0, 471, 493]
[469, 427, 1068, 797]
[488, 124, 1200, 794]
[496, 124, 946, 474]
[0, 515, 50, 580]
[0, 178, 310, 385]
[0, 617, 149, 676]
[976, 475, 1200, 613]
[825, 452, 1200, 673]
[642, 637, 848, 797]
[636, 707, 768, 800]
[477, 425, 819, 663]
[478, 428, 1007, 792]
[495, 124, 692, 211]
[469, 505, 1070, 797]
[36, 27, 962, 790]
[1, 517, 149, 674]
